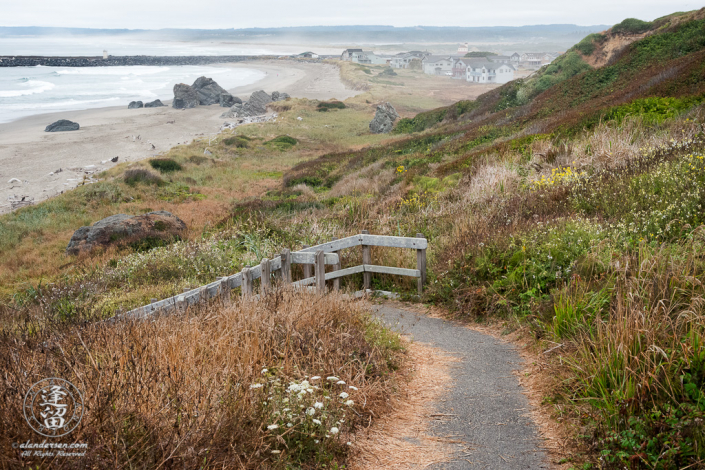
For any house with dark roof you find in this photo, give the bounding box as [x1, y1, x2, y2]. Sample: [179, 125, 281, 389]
[390, 51, 428, 69]
[465, 60, 515, 84]
[422, 55, 462, 75]
[297, 52, 319, 59]
[340, 48, 363, 61]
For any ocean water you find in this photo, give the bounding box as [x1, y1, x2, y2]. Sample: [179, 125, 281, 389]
[0, 65, 266, 124]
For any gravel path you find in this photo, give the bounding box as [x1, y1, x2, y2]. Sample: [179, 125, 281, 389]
[373, 304, 550, 469]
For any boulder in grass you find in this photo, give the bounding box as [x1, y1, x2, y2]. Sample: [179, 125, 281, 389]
[144, 99, 165, 108]
[192, 76, 228, 105]
[66, 211, 187, 255]
[219, 92, 240, 107]
[271, 91, 290, 101]
[128, 101, 144, 109]
[45, 119, 79, 132]
[369, 102, 399, 134]
[172, 83, 199, 109]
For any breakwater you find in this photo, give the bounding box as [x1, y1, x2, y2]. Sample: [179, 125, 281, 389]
[0, 55, 273, 67]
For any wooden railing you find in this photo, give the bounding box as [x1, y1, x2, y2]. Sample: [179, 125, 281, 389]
[121, 232, 427, 319]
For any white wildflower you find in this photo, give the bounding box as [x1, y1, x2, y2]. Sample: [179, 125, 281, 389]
[267, 424, 279, 430]
[249, 384, 263, 389]
[313, 419, 321, 425]
[271, 450, 280, 454]
[339, 392, 349, 399]
[287, 423, 293, 428]
[327, 376, 339, 382]
[310, 376, 321, 381]
[336, 380, 346, 385]
[306, 407, 316, 416]
[330, 427, 339, 435]
[345, 400, 354, 406]
[314, 402, 324, 409]
[349, 386, 358, 391]
[261, 368, 268, 374]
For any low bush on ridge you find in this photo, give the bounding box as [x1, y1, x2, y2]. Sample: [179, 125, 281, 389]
[149, 158, 183, 173]
[0, 290, 404, 469]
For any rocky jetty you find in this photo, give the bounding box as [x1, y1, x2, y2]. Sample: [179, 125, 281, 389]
[0, 55, 251, 68]
[128, 101, 144, 109]
[144, 99, 165, 108]
[192, 76, 228, 105]
[66, 211, 186, 255]
[369, 102, 399, 134]
[172, 83, 199, 109]
[45, 120, 80, 132]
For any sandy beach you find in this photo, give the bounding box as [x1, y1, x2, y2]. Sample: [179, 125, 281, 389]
[0, 60, 359, 214]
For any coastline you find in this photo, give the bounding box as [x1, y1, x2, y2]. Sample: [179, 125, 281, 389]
[0, 59, 359, 214]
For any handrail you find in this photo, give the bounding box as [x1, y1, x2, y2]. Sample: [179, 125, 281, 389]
[121, 232, 427, 319]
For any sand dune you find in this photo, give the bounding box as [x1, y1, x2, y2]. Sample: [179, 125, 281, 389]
[0, 60, 359, 214]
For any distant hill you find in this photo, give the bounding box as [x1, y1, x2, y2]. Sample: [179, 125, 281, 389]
[0, 24, 610, 51]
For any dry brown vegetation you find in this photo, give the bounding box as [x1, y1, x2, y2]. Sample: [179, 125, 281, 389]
[0, 289, 404, 469]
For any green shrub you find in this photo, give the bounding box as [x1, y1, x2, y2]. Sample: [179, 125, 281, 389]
[222, 136, 251, 148]
[612, 18, 654, 35]
[603, 96, 704, 124]
[316, 101, 347, 112]
[378, 67, 397, 76]
[266, 135, 298, 151]
[464, 51, 497, 58]
[394, 100, 477, 134]
[149, 158, 182, 173]
[124, 169, 163, 186]
[574, 33, 606, 56]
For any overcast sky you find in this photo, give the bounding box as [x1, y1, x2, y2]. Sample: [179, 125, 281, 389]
[1, 0, 700, 29]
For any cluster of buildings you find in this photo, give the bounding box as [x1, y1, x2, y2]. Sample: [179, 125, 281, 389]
[337, 47, 561, 85]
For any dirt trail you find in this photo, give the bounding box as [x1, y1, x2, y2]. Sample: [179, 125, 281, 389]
[372, 304, 551, 469]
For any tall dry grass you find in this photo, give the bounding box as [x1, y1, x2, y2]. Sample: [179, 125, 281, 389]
[0, 290, 403, 469]
[572, 233, 705, 417]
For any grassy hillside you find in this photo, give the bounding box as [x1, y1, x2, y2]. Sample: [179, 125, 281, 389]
[3, 8, 705, 468]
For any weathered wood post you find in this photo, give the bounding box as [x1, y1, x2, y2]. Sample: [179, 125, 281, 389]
[315, 250, 326, 295]
[361, 230, 371, 290]
[261, 258, 271, 294]
[199, 286, 208, 305]
[150, 298, 157, 313]
[281, 248, 292, 284]
[242, 266, 253, 297]
[416, 232, 426, 295]
[331, 237, 341, 291]
[303, 244, 312, 280]
[220, 277, 230, 305]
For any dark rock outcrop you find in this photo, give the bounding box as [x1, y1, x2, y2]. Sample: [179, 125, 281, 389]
[219, 92, 240, 107]
[45, 120, 80, 132]
[172, 83, 199, 109]
[271, 91, 290, 101]
[144, 99, 165, 108]
[220, 103, 243, 119]
[128, 100, 144, 109]
[369, 102, 399, 134]
[66, 211, 186, 255]
[238, 90, 271, 117]
[192, 76, 228, 105]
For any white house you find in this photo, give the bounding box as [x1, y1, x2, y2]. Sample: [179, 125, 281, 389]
[340, 48, 363, 61]
[422, 55, 459, 75]
[390, 51, 428, 69]
[466, 60, 515, 84]
[457, 43, 469, 53]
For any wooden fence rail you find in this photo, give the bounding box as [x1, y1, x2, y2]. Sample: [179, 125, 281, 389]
[121, 232, 427, 320]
